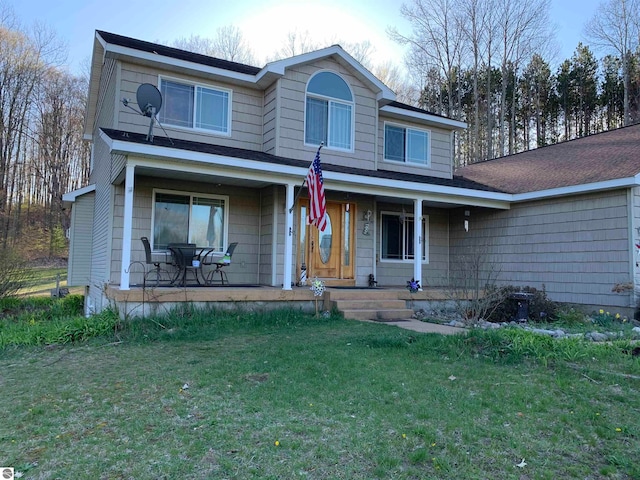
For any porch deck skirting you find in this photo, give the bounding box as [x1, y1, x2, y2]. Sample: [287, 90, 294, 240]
[104, 285, 455, 319]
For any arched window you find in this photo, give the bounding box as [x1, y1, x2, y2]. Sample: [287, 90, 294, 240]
[305, 71, 354, 150]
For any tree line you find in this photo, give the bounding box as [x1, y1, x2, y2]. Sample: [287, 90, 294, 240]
[389, 0, 640, 166]
[0, 8, 89, 258]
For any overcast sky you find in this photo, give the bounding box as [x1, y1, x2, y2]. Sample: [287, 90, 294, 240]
[7, 0, 602, 74]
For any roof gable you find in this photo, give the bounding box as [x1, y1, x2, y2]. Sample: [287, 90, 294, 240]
[455, 124, 640, 194]
[260, 45, 394, 100]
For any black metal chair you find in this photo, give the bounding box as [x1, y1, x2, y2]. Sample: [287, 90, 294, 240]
[140, 237, 172, 286]
[203, 242, 238, 285]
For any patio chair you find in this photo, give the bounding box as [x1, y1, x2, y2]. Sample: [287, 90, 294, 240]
[203, 242, 238, 285]
[140, 237, 171, 286]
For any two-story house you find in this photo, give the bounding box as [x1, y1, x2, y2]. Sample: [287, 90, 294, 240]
[64, 30, 640, 319]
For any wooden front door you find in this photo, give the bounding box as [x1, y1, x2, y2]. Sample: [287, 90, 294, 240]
[298, 201, 355, 285]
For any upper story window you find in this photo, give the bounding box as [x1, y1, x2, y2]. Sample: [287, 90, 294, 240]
[384, 123, 430, 166]
[158, 77, 231, 135]
[305, 71, 354, 151]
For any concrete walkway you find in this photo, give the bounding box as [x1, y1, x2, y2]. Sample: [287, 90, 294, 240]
[367, 318, 468, 335]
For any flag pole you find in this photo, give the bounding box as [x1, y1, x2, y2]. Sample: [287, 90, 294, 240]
[288, 143, 323, 213]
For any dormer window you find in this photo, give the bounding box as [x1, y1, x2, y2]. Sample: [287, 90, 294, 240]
[305, 71, 354, 151]
[384, 123, 431, 166]
[158, 77, 231, 135]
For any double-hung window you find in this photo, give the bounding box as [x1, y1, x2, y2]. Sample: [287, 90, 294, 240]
[305, 71, 354, 150]
[152, 190, 228, 252]
[159, 78, 231, 135]
[384, 123, 430, 166]
[380, 212, 428, 261]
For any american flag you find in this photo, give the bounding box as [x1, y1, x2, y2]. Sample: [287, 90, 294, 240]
[306, 145, 327, 231]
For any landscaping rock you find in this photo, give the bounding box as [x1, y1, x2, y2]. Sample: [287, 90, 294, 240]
[529, 328, 556, 336]
[586, 332, 609, 342]
[447, 320, 467, 328]
[632, 327, 640, 339]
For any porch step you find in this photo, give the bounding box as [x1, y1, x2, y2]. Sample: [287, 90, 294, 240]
[325, 289, 414, 321]
[332, 299, 407, 311]
[340, 308, 416, 321]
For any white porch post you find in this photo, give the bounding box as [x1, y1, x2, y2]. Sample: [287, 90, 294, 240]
[413, 197, 423, 289]
[120, 165, 135, 290]
[283, 183, 295, 290]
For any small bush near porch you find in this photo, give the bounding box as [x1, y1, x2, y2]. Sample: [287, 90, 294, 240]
[0, 307, 638, 479]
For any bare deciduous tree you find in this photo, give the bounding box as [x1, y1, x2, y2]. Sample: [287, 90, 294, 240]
[585, 0, 640, 125]
[171, 25, 256, 64]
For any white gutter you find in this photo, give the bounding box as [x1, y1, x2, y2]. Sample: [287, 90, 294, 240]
[511, 176, 640, 202]
[380, 105, 468, 130]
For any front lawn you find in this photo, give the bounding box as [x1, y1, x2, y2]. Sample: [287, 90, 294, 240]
[0, 308, 638, 479]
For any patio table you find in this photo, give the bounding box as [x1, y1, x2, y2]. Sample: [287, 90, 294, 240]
[167, 244, 206, 286]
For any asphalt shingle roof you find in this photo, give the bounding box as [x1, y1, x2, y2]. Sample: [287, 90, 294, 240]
[101, 128, 499, 193]
[455, 123, 640, 194]
[96, 30, 262, 76]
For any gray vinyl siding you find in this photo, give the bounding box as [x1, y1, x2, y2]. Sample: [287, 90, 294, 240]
[263, 83, 277, 154]
[375, 204, 450, 287]
[632, 187, 640, 306]
[85, 56, 118, 313]
[275, 59, 377, 169]
[112, 176, 262, 286]
[87, 135, 115, 313]
[450, 190, 633, 310]
[89, 57, 117, 182]
[117, 62, 264, 151]
[353, 197, 375, 285]
[259, 186, 277, 286]
[378, 116, 453, 179]
[67, 192, 95, 286]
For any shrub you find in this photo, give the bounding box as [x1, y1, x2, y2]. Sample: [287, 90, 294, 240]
[555, 307, 589, 326]
[0, 249, 29, 300]
[486, 285, 559, 322]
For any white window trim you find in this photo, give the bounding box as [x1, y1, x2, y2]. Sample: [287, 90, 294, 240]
[151, 188, 230, 251]
[303, 70, 355, 153]
[379, 211, 429, 263]
[158, 75, 233, 137]
[383, 121, 431, 167]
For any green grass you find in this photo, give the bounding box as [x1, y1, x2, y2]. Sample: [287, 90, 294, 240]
[15, 266, 84, 296]
[0, 308, 639, 479]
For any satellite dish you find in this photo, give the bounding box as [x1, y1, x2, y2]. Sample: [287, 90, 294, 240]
[136, 83, 162, 117]
[135, 84, 163, 142]
[121, 83, 173, 145]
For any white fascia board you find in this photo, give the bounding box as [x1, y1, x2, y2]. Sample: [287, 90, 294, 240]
[105, 136, 511, 209]
[380, 105, 467, 130]
[62, 184, 96, 203]
[511, 176, 640, 202]
[101, 43, 258, 86]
